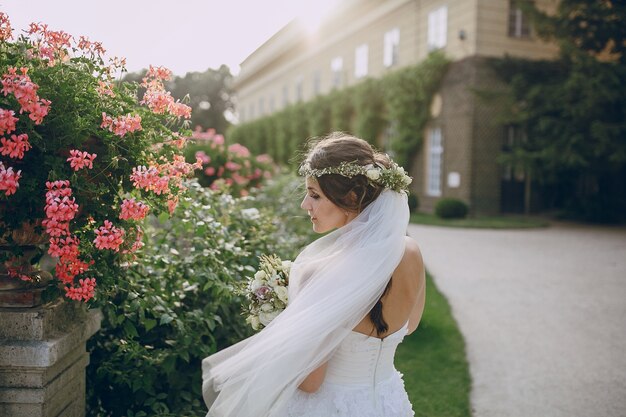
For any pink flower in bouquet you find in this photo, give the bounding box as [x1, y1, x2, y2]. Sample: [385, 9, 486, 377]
[119, 198, 150, 221]
[94, 220, 125, 251]
[0, 133, 31, 159]
[255, 286, 271, 300]
[66, 149, 97, 171]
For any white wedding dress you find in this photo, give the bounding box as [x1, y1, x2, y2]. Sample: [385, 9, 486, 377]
[284, 321, 414, 417]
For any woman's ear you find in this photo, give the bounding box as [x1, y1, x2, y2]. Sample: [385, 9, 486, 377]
[346, 190, 358, 206]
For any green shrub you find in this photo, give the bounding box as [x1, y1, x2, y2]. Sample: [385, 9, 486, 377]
[87, 180, 300, 417]
[408, 193, 419, 213]
[435, 198, 469, 219]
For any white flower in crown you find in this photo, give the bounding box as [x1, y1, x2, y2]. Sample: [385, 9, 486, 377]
[254, 270, 267, 280]
[366, 168, 381, 180]
[259, 310, 281, 326]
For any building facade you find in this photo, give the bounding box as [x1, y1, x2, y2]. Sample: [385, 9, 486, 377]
[234, 0, 559, 215]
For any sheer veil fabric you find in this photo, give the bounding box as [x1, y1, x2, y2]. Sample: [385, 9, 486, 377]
[202, 190, 409, 417]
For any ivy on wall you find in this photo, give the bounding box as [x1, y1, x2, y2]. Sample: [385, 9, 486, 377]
[228, 51, 449, 170]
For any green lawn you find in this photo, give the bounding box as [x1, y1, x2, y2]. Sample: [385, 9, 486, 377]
[410, 212, 549, 229]
[396, 272, 472, 417]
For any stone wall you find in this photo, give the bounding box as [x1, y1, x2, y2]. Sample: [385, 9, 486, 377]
[0, 300, 101, 417]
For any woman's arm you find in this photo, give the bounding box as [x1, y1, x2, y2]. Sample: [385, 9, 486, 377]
[298, 362, 328, 393]
[403, 238, 426, 335]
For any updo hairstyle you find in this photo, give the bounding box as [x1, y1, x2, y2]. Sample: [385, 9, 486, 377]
[303, 132, 391, 214]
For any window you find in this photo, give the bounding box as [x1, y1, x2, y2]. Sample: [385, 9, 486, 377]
[384, 28, 400, 67]
[508, 0, 531, 38]
[295, 76, 303, 102]
[502, 125, 527, 181]
[282, 85, 289, 107]
[354, 44, 368, 78]
[427, 127, 443, 196]
[249, 103, 255, 120]
[269, 95, 275, 113]
[312, 70, 321, 95]
[427, 6, 447, 51]
[258, 97, 265, 116]
[331, 56, 343, 88]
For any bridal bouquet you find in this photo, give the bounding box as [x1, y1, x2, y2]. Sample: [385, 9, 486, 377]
[242, 254, 291, 330]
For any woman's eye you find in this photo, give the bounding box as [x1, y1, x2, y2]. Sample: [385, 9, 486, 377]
[309, 194, 320, 200]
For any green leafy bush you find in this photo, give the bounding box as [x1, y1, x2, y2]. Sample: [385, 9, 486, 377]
[87, 180, 301, 417]
[435, 198, 469, 219]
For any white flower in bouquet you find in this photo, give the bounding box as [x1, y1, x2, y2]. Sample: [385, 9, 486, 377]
[259, 310, 281, 326]
[274, 286, 289, 304]
[240, 254, 291, 330]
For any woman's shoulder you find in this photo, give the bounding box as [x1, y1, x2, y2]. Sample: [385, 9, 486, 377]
[394, 236, 424, 283]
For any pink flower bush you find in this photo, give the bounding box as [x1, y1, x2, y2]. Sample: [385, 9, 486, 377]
[0, 13, 199, 302]
[188, 128, 276, 196]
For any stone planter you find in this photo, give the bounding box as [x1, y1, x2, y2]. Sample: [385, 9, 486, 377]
[0, 299, 101, 417]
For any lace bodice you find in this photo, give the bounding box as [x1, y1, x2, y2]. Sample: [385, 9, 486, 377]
[326, 322, 409, 387]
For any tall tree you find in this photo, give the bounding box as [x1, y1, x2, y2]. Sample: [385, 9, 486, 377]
[493, 0, 626, 222]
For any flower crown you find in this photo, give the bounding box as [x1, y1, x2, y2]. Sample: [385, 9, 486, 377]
[298, 159, 413, 193]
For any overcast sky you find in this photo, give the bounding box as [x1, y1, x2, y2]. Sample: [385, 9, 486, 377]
[1, 0, 339, 76]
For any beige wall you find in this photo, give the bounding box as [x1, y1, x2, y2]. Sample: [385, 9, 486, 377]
[236, 0, 559, 123]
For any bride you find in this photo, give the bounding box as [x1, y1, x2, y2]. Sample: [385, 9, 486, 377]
[202, 132, 426, 416]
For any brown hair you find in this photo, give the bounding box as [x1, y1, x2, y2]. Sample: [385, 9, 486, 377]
[303, 132, 392, 336]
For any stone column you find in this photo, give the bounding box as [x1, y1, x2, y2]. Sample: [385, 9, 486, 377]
[0, 299, 102, 417]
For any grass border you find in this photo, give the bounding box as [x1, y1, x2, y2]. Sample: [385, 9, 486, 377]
[396, 272, 472, 417]
[410, 212, 549, 229]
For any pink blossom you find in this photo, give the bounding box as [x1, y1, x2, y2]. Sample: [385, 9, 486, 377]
[1, 67, 51, 124]
[100, 112, 142, 137]
[0, 133, 31, 159]
[212, 134, 225, 146]
[217, 166, 224, 177]
[195, 151, 210, 164]
[146, 65, 173, 82]
[65, 278, 96, 302]
[119, 198, 150, 221]
[228, 143, 250, 158]
[66, 149, 97, 171]
[225, 161, 241, 171]
[204, 166, 215, 176]
[167, 196, 178, 214]
[0, 162, 21, 195]
[232, 173, 247, 185]
[96, 80, 115, 97]
[167, 101, 192, 119]
[0, 12, 13, 41]
[123, 227, 144, 254]
[240, 189, 249, 197]
[256, 154, 273, 164]
[130, 165, 170, 195]
[93, 220, 125, 251]
[48, 236, 80, 259]
[0, 108, 18, 135]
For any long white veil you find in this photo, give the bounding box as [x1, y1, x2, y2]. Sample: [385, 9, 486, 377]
[202, 189, 409, 416]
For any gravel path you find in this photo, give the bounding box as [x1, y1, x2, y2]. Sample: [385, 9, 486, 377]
[408, 222, 626, 417]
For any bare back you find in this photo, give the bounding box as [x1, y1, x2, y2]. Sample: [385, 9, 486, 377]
[352, 236, 426, 338]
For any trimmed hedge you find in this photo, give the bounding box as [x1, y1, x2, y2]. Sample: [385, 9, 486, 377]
[435, 198, 469, 219]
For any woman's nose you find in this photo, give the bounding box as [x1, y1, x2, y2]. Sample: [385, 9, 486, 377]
[300, 196, 309, 210]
